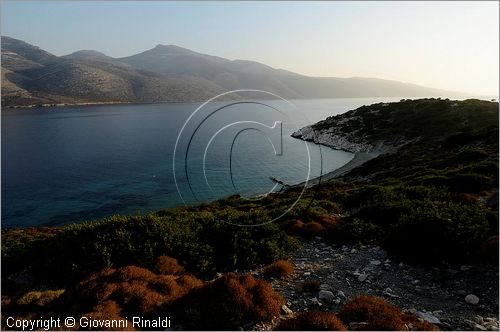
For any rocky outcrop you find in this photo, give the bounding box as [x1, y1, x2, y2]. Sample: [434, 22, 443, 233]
[291, 125, 374, 153]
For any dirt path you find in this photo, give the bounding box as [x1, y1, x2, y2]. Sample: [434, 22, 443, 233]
[253, 238, 499, 331]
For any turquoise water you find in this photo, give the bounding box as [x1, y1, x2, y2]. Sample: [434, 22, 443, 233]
[1, 97, 402, 227]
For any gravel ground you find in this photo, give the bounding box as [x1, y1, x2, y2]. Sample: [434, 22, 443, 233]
[253, 238, 499, 331]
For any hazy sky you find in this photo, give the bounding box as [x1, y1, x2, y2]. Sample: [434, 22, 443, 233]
[1, 1, 498, 95]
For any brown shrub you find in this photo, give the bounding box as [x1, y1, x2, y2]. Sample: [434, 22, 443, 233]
[155, 256, 185, 276]
[338, 295, 406, 330]
[2, 295, 12, 309]
[75, 265, 201, 317]
[79, 300, 134, 331]
[300, 280, 321, 293]
[455, 193, 481, 205]
[281, 219, 305, 236]
[277, 310, 347, 331]
[317, 215, 339, 228]
[481, 235, 499, 262]
[174, 272, 284, 330]
[263, 260, 294, 278]
[305, 222, 326, 237]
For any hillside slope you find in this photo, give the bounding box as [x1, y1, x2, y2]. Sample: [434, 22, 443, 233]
[2, 36, 460, 107]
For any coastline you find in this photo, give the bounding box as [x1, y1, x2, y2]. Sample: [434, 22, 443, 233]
[288, 142, 393, 190]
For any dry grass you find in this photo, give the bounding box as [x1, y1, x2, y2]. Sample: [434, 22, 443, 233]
[277, 310, 347, 331]
[262, 260, 294, 278]
[74, 263, 201, 318]
[305, 222, 326, 237]
[79, 300, 135, 331]
[281, 216, 343, 239]
[338, 295, 407, 330]
[174, 272, 284, 330]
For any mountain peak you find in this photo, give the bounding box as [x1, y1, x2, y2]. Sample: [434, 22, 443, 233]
[150, 44, 194, 55]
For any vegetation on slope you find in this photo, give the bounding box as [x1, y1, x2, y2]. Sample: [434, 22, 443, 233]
[1, 98, 498, 330]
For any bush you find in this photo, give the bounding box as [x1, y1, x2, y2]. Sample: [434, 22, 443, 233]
[17, 289, 65, 307]
[262, 260, 294, 278]
[173, 273, 283, 330]
[347, 185, 492, 262]
[78, 300, 134, 331]
[72, 263, 202, 318]
[305, 222, 326, 237]
[481, 235, 499, 262]
[2, 211, 298, 287]
[448, 173, 493, 193]
[277, 310, 347, 331]
[338, 295, 407, 330]
[155, 256, 185, 276]
[337, 295, 437, 330]
[281, 219, 305, 236]
[383, 201, 490, 262]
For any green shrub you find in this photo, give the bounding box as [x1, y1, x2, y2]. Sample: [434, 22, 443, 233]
[447, 173, 493, 193]
[2, 211, 298, 288]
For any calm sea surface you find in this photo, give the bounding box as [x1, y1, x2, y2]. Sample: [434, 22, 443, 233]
[2, 97, 403, 227]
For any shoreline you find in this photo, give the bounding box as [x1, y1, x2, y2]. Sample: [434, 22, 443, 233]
[4, 94, 483, 110]
[287, 141, 393, 190]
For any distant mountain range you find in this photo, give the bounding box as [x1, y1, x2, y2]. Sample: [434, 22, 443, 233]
[1, 36, 462, 107]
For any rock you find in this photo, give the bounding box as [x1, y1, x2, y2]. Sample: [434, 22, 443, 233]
[416, 311, 441, 325]
[337, 290, 347, 300]
[303, 272, 311, 276]
[350, 248, 357, 254]
[310, 297, 321, 306]
[484, 322, 499, 331]
[281, 305, 293, 315]
[349, 322, 369, 330]
[412, 279, 420, 285]
[475, 324, 488, 331]
[370, 260, 381, 265]
[318, 290, 335, 303]
[465, 294, 480, 305]
[444, 268, 458, 278]
[474, 316, 485, 325]
[432, 310, 443, 317]
[358, 273, 368, 282]
[460, 265, 472, 271]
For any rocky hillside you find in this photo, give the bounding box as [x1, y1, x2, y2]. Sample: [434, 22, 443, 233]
[1, 36, 229, 106]
[2, 36, 460, 107]
[292, 98, 498, 153]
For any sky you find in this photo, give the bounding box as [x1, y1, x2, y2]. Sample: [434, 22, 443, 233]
[1, 1, 498, 96]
